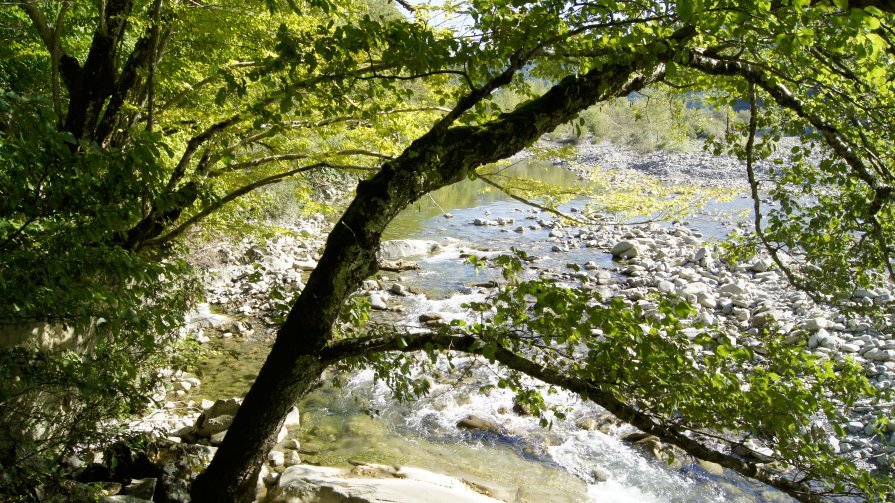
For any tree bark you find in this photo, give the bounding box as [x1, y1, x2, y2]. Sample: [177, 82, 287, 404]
[190, 32, 688, 501]
[62, 0, 137, 141]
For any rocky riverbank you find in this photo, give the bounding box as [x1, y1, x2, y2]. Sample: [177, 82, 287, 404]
[92, 139, 892, 502]
[520, 136, 825, 189]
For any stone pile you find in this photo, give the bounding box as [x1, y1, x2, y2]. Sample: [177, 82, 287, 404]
[526, 137, 824, 189]
[522, 217, 894, 470]
[200, 234, 317, 327]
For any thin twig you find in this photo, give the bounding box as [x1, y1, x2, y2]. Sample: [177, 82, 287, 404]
[477, 173, 593, 225]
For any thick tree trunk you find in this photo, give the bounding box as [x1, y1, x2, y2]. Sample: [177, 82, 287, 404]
[190, 35, 685, 502]
[63, 0, 137, 141]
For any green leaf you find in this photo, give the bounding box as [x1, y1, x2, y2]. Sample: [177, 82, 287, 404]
[675, 0, 698, 22]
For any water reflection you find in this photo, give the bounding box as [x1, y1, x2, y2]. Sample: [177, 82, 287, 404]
[385, 160, 585, 239]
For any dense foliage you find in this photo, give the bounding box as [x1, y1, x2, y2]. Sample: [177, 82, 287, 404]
[3, 0, 895, 501]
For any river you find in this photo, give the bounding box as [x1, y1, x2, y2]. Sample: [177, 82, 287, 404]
[192, 160, 790, 502]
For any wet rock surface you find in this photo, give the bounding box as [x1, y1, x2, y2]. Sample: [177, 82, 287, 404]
[268, 464, 504, 503]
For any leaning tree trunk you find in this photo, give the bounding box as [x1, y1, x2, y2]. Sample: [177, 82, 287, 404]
[189, 37, 686, 502]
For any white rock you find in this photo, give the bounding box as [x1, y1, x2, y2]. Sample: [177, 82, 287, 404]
[808, 331, 826, 349]
[820, 334, 842, 350]
[390, 283, 409, 296]
[877, 350, 895, 362]
[855, 288, 878, 299]
[269, 450, 285, 467]
[284, 407, 301, 428]
[678, 282, 709, 297]
[210, 430, 227, 446]
[262, 464, 279, 485]
[864, 348, 881, 360]
[693, 246, 713, 264]
[190, 303, 237, 331]
[293, 260, 318, 271]
[378, 240, 440, 260]
[419, 311, 448, 323]
[732, 440, 774, 462]
[205, 398, 241, 418]
[195, 415, 233, 437]
[270, 465, 503, 503]
[369, 293, 388, 311]
[828, 435, 841, 454]
[783, 332, 802, 345]
[846, 421, 865, 434]
[752, 310, 783, 327]
[719, 283, 748, 295]
[802, 317, 830, 331]
[657, 280, 675, 294]
[610, 241, 639, 260]
[733, 308, 751, 322]
[750, 258, 774, 272]
[697, 293, 717, 309]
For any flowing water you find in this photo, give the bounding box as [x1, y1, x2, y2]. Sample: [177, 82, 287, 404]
[192, 160, 791, 502]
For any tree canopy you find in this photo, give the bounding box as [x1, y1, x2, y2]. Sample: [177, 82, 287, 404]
[3, 0, 895, 501]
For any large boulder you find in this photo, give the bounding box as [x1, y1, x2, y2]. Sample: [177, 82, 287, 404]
[378, 240, 441, 261]
[188, 303, 236, 332]
[456, 415, 502, 434]
[193, 398, 241, 437]
[194, 415, 233, 437]
[610, 241, 639, 260]
[204, 398, 242, 418]
[268, 464, 503, 503]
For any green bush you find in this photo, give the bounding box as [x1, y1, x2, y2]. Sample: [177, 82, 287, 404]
[0, 91, 202, 499]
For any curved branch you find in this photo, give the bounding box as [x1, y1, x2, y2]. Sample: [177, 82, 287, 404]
[20, 0, 70, 118]
[393, 0, 416, 13]
[140, 161, 354, 249]
[684, 50, 888, 195]
[145, 0, 163, 133]
[51, 1, 71, 118]
[743, 83, 824, 303]
[20, 2, 54, 51]
[477, 172, 593, 225]
[288, 107, 452, 130]
[207, 150, 394, 178]
[192, 30, 694, 501]
[322, 331, 830, 502]
[432, 49, 529, 132]
[685, 49, 895, 282]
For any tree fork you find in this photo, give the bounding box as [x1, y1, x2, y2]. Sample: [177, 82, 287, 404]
[189, 31, 689, 501]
